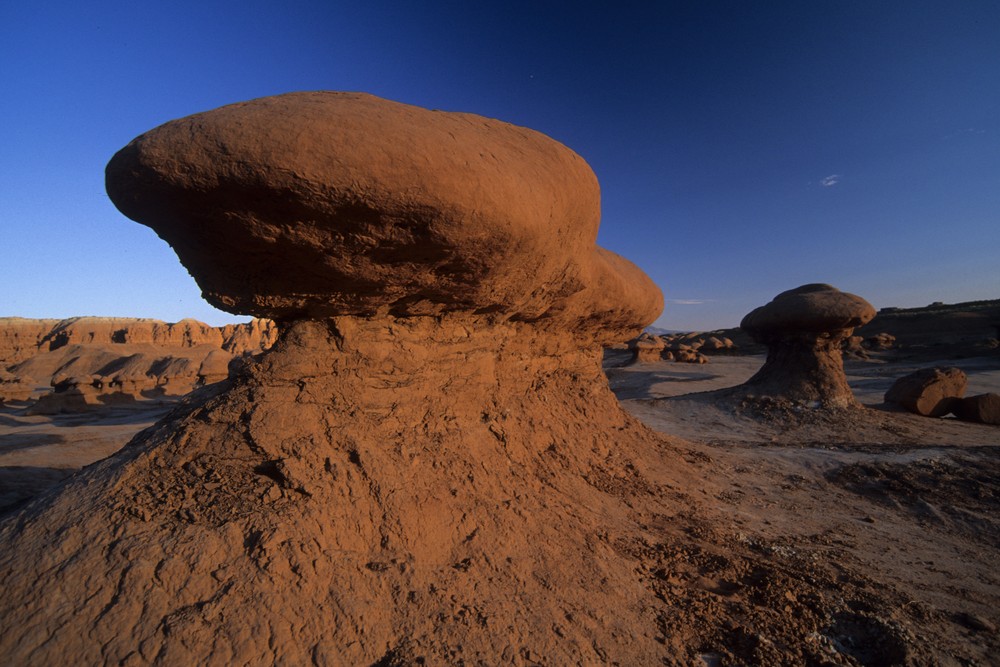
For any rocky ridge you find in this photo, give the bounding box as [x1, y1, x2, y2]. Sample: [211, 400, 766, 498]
[0, 317, 276, 405]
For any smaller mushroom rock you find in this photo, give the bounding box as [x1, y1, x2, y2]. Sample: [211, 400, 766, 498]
[628, 333, 665, 364]
[883, 367, 967, 417]
[952, 392, 1000, 425]
[865, 333, 895, 351]
[739, 284, 876, 408]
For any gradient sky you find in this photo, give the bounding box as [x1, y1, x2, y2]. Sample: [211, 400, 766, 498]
[2, 1, 998, 331]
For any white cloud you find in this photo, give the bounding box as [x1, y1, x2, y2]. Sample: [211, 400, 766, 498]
[667, 299, 711, 305]
[820, 174, 841, 187]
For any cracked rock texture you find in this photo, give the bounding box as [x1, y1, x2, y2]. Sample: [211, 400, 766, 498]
[0, 317, 680, 664]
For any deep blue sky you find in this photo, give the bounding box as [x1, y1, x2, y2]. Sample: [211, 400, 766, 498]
[2, 1, 997, 330]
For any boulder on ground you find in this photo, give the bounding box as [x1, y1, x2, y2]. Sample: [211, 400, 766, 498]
[883, 367, 967, 417]
[952, 393, 1000, 425]
[738, 284, 876, 408]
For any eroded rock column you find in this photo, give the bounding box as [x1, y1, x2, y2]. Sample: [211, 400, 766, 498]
[739, 284, 876, 408]
[0, 92, 670, 665]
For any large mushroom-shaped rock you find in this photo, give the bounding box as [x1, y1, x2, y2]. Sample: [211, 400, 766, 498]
[105, 91, 661, 335]
[739, 284, 876, 408]
[0, 93, 674, 664]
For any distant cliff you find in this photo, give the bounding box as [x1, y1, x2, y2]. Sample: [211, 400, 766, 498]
[856, 299, 1000, 349]
[0, 317, 277, 406]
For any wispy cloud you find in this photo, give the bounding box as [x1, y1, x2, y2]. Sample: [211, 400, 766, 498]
[667, 299, 711, 306]
[944, 127, 987, 139]
[820, 174, 841, 187]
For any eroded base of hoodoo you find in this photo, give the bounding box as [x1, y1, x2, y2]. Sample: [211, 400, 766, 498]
[0, 316, 678, 665]
[740, 332, 861, 409]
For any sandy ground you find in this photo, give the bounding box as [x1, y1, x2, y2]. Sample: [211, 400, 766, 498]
[0, 399, 178, 513]
[1, 351, 998, 662]
[605, 349, 1000, 664]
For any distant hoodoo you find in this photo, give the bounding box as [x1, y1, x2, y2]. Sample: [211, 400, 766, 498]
[739, 284, 876, 408]
[628, 332, 666, 364]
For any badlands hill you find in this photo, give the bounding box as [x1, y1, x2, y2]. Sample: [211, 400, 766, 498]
[858, 299, 1000, 354]
[0, 316, 275, 365]
[0, 317, 276, 407]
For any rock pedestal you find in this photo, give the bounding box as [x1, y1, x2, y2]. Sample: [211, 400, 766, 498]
[628, 332, 666, 364]
[739, 284, 876, 408]
[0, 93, 672, 664]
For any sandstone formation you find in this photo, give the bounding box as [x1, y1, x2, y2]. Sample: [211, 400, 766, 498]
[673, 348, 709, 364]
[953, 393, 1000, 425]
[738, 284, 876, 408]
[0, 318, 277, 407]
[0, 93, 673, 664]
[661, 332, 733, 362]
[627, 332, 665, 363]
[843, 335, 869, 360]
[0, 318, 62, 366]
[0, 316, 277, 367]
[884, 367, 968, 417]
[864, 332, 896, 351]
[855, 299, 1000, 358]
[105, 92, 661, 332]
[662, 332, 736, 355]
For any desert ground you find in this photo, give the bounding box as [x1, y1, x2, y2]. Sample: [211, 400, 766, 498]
[604, 347, 1000, 665]
[2, 331, 998, 664]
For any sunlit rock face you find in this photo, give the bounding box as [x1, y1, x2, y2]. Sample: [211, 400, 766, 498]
[739, 284, 876, 408]
[0, 93, 678, 665]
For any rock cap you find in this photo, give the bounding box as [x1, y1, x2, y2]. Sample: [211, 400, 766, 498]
[741, 284, 876, 335]
[106, 92, 661, 336]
